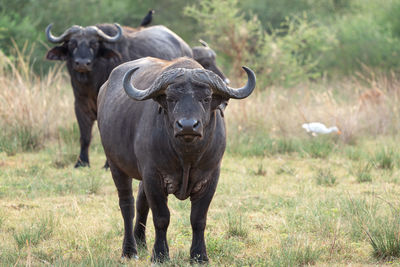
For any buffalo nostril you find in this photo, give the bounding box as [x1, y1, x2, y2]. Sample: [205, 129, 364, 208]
[86, 60, 91, 66]
[193, 120, 199, 129]
[176, 120, 183, 129]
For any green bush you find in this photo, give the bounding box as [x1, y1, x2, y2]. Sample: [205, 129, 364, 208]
[255, 15, 338, 86]
[322, 14, 400, 74]
[185, 0, 262, 77]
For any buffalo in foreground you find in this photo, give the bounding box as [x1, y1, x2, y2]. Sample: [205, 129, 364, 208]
[97, 57, 256, 263]
[45, 23, 192, 167]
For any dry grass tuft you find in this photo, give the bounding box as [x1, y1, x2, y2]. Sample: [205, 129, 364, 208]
[0, 43, 73, 154]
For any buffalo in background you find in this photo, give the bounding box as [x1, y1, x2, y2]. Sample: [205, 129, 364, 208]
[192, 39, 230, 85]
[97, 57, 256, 262]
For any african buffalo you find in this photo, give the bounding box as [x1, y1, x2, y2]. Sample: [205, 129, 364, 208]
[45, 23, 193, 167]
[97, 57, 256, 263]
[192, 40, 230, 85]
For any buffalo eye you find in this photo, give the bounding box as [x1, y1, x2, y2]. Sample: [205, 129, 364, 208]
[68, 40, 77, 49]
[202, 97, 212, 104]
[90, 41, 99, 49]
[202, 62, 210, 68]
[166, 97, 177, 104]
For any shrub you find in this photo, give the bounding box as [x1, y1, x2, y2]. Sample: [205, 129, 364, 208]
[255, 15, 338, 87]
[184, 0, 263, 78]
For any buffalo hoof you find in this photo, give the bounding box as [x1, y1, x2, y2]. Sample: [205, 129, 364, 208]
[151, 253, 169, 264]
[190, 254, 209, 264]
[74, 159, 90, 168]
[120, 254, 139, 262]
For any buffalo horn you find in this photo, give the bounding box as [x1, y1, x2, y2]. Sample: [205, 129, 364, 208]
[95, 23, 122, 42]
[123, 67, 184, 101]
[199, 39, 209, 48]
[45, 24, 81, 43]
[123, 66, 255, 101]
[197, 67, 256, 99]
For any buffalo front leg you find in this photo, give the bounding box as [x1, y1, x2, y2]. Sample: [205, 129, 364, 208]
[143, 179, 170, 263]
[134, 181, 149, 249]
[74, 102, 94, 168]
[190, 174, 219, 263]
[110, 163, 138, 259]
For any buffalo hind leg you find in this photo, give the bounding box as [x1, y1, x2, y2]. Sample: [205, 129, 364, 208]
[74, 103, 94, 168]
[134, 181, 149, 249]
[110, 163, 138, 259]
[143, 179, 170, 263]
[190, 173, 219, 263]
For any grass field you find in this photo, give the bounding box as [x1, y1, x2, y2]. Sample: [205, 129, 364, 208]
[2, 54, 400, 266]
[2, 122, 400, 266]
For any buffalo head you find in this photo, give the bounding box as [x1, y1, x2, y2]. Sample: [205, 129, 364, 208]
[192, 40, 230, 85]
[45, 23, 123, 72]
[122, 66, 255, 143]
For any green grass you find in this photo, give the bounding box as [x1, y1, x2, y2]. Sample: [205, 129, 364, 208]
[314, 168, 337, 186]
[373, 147, 396, 170]
[226, 212, 249, 238]
[0, 126, 42, 156]
[2, 131, 400, 265]
[52, 123, 80, 168]
[352, 161, 373, 183]
[367, 214, 400, 260]
[13, 214, 55, 249]
[268, 237, 322, 266]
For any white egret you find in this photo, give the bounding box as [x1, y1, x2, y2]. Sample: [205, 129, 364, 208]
[302, 122, 341, 136]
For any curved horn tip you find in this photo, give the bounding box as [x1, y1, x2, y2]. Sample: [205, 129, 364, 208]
[114, 23, 123, 34]
[123, 67, 140, 84]
[45, 23, 54, 35]
[46, 23, 53, 30]
[199, 39, 209, 47]
[242, 66, 256, 78]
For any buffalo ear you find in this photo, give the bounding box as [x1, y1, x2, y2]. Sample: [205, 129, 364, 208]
[154, 95, 168, 111]
[46, 45, 68, 61]
[211, 95, 227, 110]
[98, 46, 122, 60]
[212, 95, 229, 117]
